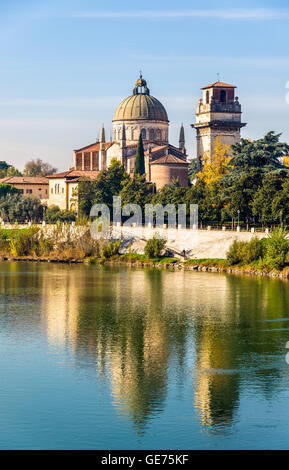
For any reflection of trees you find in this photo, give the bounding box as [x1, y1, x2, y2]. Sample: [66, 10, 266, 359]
[193, 274, 289, 431]
[73, 268, 190, 432]
[2, 262, 289, 435]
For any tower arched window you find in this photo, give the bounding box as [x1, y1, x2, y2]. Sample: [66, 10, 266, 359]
[141, 128, 146, 140]
[220, 90, 226, 103]
[206, 91, 209, 104]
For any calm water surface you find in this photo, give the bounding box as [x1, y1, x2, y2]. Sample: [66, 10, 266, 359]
[1, 262, 289, 449]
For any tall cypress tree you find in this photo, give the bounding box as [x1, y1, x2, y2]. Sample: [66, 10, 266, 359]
[134, 134, 145, 176]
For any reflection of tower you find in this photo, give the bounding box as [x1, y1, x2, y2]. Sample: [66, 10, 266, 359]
[192, 81, 246, 171]
[43, 265, 81, 348]
[193, 324, 240, 430]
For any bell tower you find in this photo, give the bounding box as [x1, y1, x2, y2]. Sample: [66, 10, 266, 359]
[191, 81, 246, 171]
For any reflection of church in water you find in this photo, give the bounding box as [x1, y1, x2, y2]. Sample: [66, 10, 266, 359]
[41, 267, 264, 433]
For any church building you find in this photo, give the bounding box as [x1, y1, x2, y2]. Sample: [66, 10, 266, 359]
[48, 75, 189, 210]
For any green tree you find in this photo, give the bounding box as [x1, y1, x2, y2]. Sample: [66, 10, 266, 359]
[7, 166, 22, 176]
[223, 170, 260, 227]
[252, 173, 285, 226]
[44, 205, 76, 223]
[226, 131, 289, 186]
[188, 158, 197, 181]
[271, 178, 289, 224]
[0, 194, 43, 223]
[24, 158, 57, 176]
[120, 175, 153, 210]
[0, 183, 19, 198]
[78, 160, 129, 216]
[134, 134, 145, 176]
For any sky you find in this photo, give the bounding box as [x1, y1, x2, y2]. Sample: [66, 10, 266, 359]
[0, 0, 288, 172]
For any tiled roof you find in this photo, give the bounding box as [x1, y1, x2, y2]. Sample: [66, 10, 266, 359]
[47, 170, 100, 180]
[151, 154, 188, 165]
[0, 176, 49, 184]
[74, 142, 112, 152]
[201, 81, 236, 89]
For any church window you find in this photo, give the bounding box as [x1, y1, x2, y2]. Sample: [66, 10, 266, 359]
[206, 91, 209, 104]
[156, 129, 161, 141]
[76, 153, 82, 170]
[149, 129, 155, 140]
[84, 152, 90, 170]
[220, 90, 226, 103]
[141, 128, 146, 139]
[92, 151, 99, 170]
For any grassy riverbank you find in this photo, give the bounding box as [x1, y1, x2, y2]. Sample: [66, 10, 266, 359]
[1, 226, 289, 279]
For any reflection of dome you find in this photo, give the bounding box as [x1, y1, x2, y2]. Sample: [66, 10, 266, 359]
[113, 76, 168, 122]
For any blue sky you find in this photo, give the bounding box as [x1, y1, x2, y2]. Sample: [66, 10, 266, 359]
[0, 0, 289, 171]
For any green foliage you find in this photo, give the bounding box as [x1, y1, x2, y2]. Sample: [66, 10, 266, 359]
[9, 226, 40, 257]
[227, 237, 264, 265]
[264, 226, 289, 270]
[230, 131, 289, 173]
[78, 160, 129, 216]
[227, 229, 289, 270]
[120, 174, 154, 210]
[44, 205, 76, 223]
[188, 158, 197, 181]
[134, 134, 145, 176]
[252, 173, 285, 225]
[101, 240, 121, 259]
[144, 236, 166, 259]
[0, 194, 43, 223]
[0, 183, 19, 198]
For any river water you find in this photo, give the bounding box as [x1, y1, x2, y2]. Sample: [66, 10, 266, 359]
[0, 262, 289, 449]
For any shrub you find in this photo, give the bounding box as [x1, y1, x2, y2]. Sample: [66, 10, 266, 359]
[264, 226, 289, 270]
[101, 240, 121, 259]
[226, 237, 264, 265]
[44, 205, 76, 223]
[144, 236, 166, 259]
[9, 227, 40, 256]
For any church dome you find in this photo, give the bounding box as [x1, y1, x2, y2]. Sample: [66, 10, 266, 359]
[113, 75, 168, 122]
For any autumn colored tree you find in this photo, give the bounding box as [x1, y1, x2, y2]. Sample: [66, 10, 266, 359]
[198, 137, 232, 185]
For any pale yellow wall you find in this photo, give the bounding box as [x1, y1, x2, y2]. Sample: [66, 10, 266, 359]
[48, 178, 67, 210]
[67, 182, 78, 211]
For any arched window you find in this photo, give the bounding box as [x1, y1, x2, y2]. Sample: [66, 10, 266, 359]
[141, 128, 146, 140]
[156, 129, 161, 141]
[206, 90, 209, 104]
[149, 129, 155, 140]
[220, 90, 226, 103]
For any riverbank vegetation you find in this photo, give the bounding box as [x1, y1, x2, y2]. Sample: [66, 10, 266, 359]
[1, 226, 289, 278]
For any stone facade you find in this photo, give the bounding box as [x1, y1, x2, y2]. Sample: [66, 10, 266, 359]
[192, 81, 246, 170]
